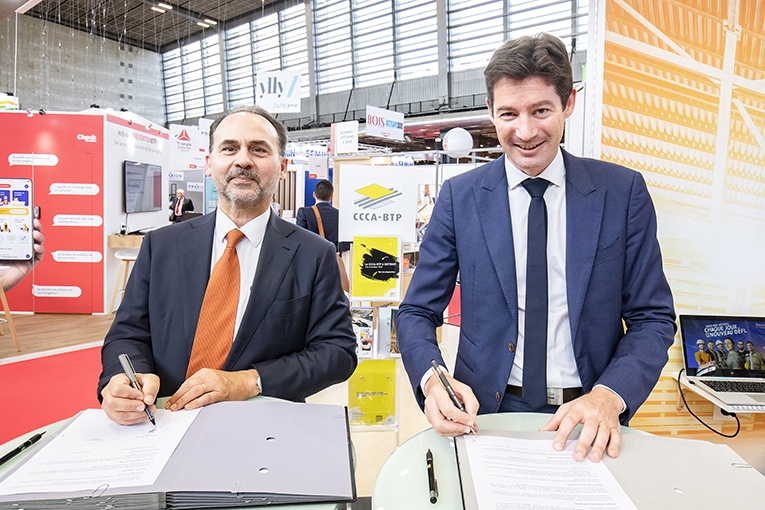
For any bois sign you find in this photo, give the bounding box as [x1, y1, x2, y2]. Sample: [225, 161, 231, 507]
[366, 105, 404, 141]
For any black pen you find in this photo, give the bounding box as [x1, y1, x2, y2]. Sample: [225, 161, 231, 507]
[119, 353, 156, 426]
[431, 359, 475, 434]
[426, 449, 438, 504]
[0, 431, 45, 467]
[431, 359, 465, 411]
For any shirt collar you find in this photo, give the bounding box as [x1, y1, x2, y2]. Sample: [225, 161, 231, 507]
[214, 207, 270, 247]
[504, 148, 566, 190]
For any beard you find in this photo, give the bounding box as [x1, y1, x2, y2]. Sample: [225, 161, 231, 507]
[215, 167, 279, 207]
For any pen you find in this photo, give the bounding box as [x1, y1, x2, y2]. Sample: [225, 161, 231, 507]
[0, 431, 45, 467]
[426, 449, 438, 504]
[431, 359, 475, 434]
[118, 353, 156, 426]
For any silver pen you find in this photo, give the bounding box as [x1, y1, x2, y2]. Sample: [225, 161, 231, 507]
[118, 353, 156, 426]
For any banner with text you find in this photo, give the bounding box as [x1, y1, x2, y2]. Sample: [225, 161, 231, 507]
[256, 71, 301, 113]
[338, 164, 418, 243]
[365, 105, 404, 141]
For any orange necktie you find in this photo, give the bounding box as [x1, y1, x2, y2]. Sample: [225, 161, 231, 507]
[186, 229, 246, 377]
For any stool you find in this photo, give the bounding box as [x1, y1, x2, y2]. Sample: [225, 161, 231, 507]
[0, 285, 21, 352]
[109, 248, 139, 315]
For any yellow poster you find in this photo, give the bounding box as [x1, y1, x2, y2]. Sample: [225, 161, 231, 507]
[347, 359, 397, 427]
[351, 236, 401, 301]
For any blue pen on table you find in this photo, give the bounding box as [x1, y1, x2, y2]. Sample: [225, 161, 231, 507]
[430, 359, 475, 434]
[0, 431, 45, 467]
[426, 448, 438, 504]
[118, 353, 156, 426]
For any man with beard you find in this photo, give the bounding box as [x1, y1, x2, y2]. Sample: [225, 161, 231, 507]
[99, 105, 357, 425]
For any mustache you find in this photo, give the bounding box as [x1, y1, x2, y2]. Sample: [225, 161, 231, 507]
[226, 168, 261, 183]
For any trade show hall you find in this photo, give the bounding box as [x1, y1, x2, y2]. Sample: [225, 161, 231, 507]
[2, 1, 765, 508]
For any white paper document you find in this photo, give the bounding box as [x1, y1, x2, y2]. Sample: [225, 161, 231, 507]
[0, 408, 200, 496]
[461, 434, 637, 509]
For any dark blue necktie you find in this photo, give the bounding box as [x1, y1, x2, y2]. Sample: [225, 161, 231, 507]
[521, 178, 550, 409]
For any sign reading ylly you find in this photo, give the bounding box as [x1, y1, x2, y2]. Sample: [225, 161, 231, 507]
[257, 70, 301, 113]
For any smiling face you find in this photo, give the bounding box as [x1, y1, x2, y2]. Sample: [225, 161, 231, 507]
[206, 112, 286, 221]
[487, 76, 575, 177]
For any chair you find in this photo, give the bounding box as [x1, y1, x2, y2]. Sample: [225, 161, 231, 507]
[0, 285, 21, 351]
[109, 248, 140, 314]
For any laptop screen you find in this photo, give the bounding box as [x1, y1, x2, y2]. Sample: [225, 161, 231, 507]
[679, 315, 765, 377]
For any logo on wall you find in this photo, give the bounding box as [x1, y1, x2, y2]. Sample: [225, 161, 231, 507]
[177, 129, 192, 142]
[256, 71, 301, 113]
[354, 184, 402, 210]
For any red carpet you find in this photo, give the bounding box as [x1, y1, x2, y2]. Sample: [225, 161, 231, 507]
[0, 346, 102, 444]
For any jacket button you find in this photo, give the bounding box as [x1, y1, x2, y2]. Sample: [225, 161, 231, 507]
[508, 343, 515, 353]
[496, 392, 501, 402]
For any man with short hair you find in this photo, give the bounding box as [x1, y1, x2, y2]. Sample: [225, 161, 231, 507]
[397, 33, 676, 463]
[296, 179, 341, 251]
[100, 105, 357, 425]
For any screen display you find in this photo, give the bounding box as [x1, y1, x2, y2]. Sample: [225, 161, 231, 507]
[0, 178, 34, 261]
[124, 161, 163, 214]
[680, 315, 765, 377]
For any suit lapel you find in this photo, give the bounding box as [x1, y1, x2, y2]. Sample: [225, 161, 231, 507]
[226, 215, 299, 367]
[180, 214, 216, 349]
[475, 158, 518, 315]
[563, 151, 604, 343]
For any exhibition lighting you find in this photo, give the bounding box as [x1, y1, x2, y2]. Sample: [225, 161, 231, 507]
[158, 3, 173, 9]
[196, 22, 210, 28]
[204, 19, 217, 25]
[151, 6, 165, 14]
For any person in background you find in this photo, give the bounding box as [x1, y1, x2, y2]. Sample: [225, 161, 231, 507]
[169, 189, 194, 222]
[99, 105, 357, 425]
[1, 219, 44, 292]
[296, 180, 340, 251]
[397, 33, 676, 463]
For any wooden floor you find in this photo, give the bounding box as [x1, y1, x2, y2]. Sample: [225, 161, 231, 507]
[0, 313, 113, 360]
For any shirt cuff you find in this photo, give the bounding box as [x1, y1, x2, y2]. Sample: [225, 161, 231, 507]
[593, 384, 627, 414]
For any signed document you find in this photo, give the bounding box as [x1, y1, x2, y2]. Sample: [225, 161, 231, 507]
[457, 434, 637, 510]
[0, 408, 200, 495]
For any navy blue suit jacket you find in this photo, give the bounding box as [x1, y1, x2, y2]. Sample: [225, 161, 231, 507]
[296, 201, 339, 251]
[397, 151, 676, 423]
[99, 211, 357, 402]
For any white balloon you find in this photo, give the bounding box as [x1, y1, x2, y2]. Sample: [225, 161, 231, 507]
[442, 127, 474, 158]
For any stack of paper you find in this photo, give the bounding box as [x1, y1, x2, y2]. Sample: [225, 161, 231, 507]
[0, 401, 356, 509]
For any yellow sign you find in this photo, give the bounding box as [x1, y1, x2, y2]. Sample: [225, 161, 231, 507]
[347, 359, 397, 427]
[351, 236, 401, 301]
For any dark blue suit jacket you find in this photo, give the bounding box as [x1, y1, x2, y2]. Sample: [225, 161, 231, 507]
[397, 151, 676, 423]
[296, 202, 339, 251]
[99, 211, 357, 402]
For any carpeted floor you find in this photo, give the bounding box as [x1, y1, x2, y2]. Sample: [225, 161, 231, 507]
[0, 345, 102, 444]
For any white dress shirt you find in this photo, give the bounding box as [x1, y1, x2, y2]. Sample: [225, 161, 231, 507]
[505, 149, 582, 389]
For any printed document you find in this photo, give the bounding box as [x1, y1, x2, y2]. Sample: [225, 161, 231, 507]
[0, 408, 199, 495]
[461, 434, 637, 509]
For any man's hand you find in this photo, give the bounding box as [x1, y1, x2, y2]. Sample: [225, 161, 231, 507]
[540, 386, 624, 462]
[165, 368, 261, 411]
[423, 372, 478, 436]
[101, 372, 159, 425]
[1, 219, 44, 292]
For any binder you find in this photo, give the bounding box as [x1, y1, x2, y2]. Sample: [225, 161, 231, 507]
[0, 401, 356, 509]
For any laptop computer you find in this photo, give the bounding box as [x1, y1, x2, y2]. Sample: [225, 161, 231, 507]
[679, 314, 765, 410]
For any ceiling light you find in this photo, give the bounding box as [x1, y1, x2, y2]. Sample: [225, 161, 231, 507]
[150, 7, 165, 14]
[196, 22, 210, 28]
[157, 3, 173, 9]
[204, 19, 217, 25]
